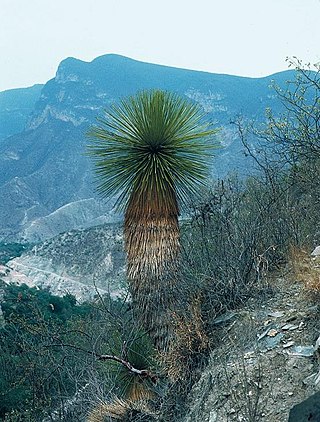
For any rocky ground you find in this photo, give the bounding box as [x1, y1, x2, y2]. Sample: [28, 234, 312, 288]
[183, 265, 320, 422]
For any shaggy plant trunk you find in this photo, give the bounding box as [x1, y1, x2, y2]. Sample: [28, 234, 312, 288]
[124, 191, 180, 351]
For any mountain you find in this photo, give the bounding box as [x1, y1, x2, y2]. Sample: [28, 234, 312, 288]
[0, 84, 43, 141]
[0, 54, 295, 241]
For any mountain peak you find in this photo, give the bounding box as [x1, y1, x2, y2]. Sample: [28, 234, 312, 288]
[55, 57, 88, 82]
[91, 53, 136, 64]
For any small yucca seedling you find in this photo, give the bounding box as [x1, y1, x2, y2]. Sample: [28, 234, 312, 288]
[109, 333, 157, 401]
[88, 334, 158, 421]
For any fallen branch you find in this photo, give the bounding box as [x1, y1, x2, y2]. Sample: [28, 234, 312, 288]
[98, 354, 157, 382]
[45, 342, 158, 383]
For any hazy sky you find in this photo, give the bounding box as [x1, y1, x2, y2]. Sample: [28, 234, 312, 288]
[1, 0, 319, 91]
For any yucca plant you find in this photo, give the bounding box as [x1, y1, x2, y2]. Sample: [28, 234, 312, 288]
[114, 335, 156, 401]
[87, 90, 217, 350]
[88, 334, 158, 422]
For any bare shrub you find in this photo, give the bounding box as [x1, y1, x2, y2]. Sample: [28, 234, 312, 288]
[160, 295, 209, 383]
[222, 357, 267, 422]
[180, 176, 289, 335]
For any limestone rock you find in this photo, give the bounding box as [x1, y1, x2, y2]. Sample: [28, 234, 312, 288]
[311, 246, 320, 257]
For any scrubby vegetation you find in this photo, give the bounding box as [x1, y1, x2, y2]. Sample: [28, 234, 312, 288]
[1, 58, 319, 421]
[0, 242, 32, 264]
[0, 282, 91, 419]
[0, 282, 159, 421]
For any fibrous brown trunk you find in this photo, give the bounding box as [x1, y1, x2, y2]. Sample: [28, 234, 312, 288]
[124, 190, 180, 351]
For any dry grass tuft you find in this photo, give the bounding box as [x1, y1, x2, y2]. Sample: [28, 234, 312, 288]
[87, 397, 129, 421]
[87, 395, 156, 422]
[160, 295, 209, 382]
[290, 246, 320, 292]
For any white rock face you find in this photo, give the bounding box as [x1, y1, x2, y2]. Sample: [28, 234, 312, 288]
[3, 255, 123, 302]
[311, 246, 320, 257]
[1, 224, 126, 302]
[56, 73, 80, 83]
[185, 88, 227, 113]
[28, 105, 86, 129]
[3, 151, 20, 160]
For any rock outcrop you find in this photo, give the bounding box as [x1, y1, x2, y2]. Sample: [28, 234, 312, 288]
[288, 391, 320, 421]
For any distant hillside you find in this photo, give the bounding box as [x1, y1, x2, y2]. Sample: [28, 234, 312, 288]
[0, 54, 296, 241]
[0, 84, 43, 140]
[3, 223, 125, 301]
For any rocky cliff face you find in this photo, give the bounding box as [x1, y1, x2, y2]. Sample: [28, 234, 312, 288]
[0, 54, 294, 241]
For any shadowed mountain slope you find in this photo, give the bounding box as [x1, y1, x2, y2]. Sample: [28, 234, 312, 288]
[0, 84, 43, 141]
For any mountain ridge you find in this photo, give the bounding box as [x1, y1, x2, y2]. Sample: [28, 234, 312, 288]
[0, 54, 296, 241]
[56, 53, 297, 80]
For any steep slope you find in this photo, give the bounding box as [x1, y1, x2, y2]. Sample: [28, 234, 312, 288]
[0, 84, 43, 140]
[0, 54, 295, 241]
[3, 223, 125, 301]
[182, 275, 320, 422]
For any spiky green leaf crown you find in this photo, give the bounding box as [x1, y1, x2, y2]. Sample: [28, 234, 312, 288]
[87, 90, 218, 211]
